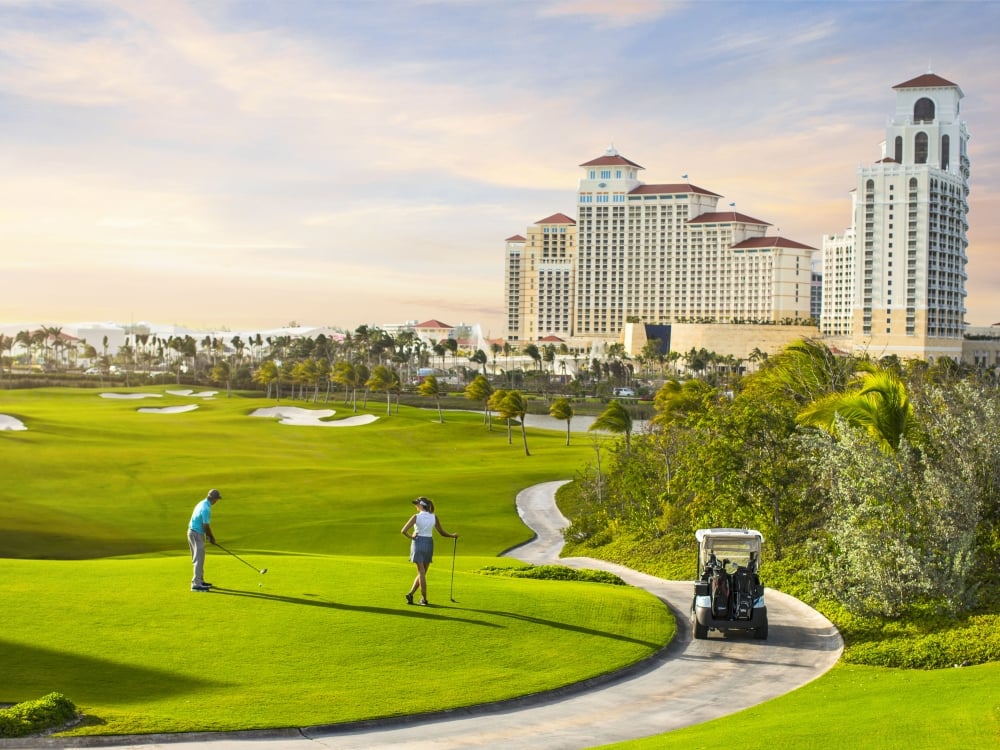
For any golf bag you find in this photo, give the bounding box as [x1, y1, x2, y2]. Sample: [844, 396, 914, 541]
[709, 557, 730, 617]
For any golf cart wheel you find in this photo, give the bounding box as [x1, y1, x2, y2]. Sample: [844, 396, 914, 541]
[754, 616, 768, 640]
[691, 609, 709, 639]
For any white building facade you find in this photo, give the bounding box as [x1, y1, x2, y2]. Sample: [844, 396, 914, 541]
[824, 72, 970, 360]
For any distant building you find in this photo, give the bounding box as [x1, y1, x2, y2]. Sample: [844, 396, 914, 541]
[504, 147, 817, 352]
[504, 213, 577, 344]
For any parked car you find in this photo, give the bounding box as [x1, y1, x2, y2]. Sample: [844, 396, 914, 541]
[612, 387, 635, 397]
[690, 528, 767, 640]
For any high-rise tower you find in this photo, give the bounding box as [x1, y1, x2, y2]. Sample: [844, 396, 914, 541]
[822, 73, 970, 360]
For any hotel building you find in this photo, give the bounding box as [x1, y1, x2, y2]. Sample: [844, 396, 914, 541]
[821, 72, 970, 360]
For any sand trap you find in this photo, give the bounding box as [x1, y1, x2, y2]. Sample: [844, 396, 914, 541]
[101, 393, 163, 400]
[166, 390, 218, 398]
[250, 406, 378, 427]
[138, 405, 199, 414]
[0, 415, 27, 431]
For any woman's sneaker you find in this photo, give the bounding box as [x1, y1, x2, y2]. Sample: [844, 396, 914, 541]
[191, 583, 211, 592]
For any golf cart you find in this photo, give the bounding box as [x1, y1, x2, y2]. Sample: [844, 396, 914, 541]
[690, 528, 767, 640]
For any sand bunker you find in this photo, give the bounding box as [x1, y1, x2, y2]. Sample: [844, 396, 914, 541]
[101, 393, 163, 400]
[0, 415, 27, 431]
[250, 406, 378, 427]
[138, 405, 200, 414]
[166, 390, 218, 398]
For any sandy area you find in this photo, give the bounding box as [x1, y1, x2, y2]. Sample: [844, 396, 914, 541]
[0, 415, 27, 431]
[138, 405, 200, 414]
[166, 390, 218, 398]
[250, 406, 378, 427]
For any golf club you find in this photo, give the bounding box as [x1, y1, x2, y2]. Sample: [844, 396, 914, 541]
[449, 536, 457, 602]
[214, 541, 268, 575]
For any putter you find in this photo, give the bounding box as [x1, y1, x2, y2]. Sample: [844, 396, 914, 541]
[449, 536, 457, 602]
[215, 542, 268, 575]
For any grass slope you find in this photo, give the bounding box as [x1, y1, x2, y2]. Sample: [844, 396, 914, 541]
[0, 387, 673, 736]
[594, 662, 1000, 750]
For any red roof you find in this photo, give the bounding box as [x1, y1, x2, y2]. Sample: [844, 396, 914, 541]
[731, 236, 817, 251]
[536, 213, 576, 225]
[538, 335, 564, 342]
[630, 183, 722, 198]
[877, 157, 898, 163]
[414, 319, 452, 329]
[580, 154, 644, 169]
[506, 234, 526, 242]
[688, 211, 771, 226]
[894, 73, 958, 89]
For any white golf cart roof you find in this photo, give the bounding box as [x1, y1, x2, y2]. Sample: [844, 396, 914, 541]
[695, 528, 764, 565]
[695, 528, 764, 544]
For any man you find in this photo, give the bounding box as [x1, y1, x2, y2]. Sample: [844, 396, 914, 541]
[188, 488, 221, 592]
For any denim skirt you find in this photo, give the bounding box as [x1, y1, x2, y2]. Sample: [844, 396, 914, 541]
[410, 535, 434, 564]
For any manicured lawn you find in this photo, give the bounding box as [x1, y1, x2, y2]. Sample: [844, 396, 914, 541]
[0, 387, 673, 736]
[593, 661, 1000, 750]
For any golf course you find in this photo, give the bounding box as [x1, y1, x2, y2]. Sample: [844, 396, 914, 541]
[0, 387, 673, 737]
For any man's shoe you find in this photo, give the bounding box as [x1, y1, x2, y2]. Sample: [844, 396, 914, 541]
[191, 584, 211, 592]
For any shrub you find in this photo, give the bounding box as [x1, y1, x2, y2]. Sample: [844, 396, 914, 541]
[476, 564, 625, 586]
[0, 692, 77, 738]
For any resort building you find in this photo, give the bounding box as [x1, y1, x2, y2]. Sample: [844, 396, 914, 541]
[822, 72, 970, 361]
[505, 149, 817, 350]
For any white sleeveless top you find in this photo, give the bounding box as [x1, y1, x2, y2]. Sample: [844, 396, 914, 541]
[414, 511, 436, 537]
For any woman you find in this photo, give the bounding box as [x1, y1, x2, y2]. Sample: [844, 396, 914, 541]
[401, 496, 458, 605]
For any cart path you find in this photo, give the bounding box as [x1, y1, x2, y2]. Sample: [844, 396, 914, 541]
[28, 480, 842, 750]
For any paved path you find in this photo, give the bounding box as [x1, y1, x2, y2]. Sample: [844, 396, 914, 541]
[17, 481, 842, 750]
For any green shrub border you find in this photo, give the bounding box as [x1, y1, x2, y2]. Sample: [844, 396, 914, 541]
[476, 564, 626, 585]
[0, 693, 77, 738]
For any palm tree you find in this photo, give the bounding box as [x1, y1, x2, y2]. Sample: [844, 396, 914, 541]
[490, 342, 502, 376]
[253, 360, 279, 398]
[549, 396, 574, 446]
[418, 374, 446, 423]
[464, 374, 494, 429]
[522, 343, 542, 372]
[590, 399, 634, 453]
[498, 390, 531, 456]
[469, 349, 488, 376]
[489, 388, 510, 441]
[796, 365, 914, 454]
[367, 365, 396, 416]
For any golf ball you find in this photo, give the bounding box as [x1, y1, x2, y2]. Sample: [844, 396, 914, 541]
[258, 582, 262, 588]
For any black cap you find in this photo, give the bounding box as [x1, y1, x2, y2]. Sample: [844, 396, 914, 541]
[208, 489, 222, 500]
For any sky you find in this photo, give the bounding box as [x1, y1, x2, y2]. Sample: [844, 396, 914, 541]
[2, 0, 1000, 338]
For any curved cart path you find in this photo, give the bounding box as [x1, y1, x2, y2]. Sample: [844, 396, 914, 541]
[26, 481, 842, 750]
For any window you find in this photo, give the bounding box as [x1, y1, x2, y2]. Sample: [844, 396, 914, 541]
[913, 97, 935, 124]
[915, 132, 929, 164]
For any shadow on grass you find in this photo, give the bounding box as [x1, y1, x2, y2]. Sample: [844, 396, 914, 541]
[0, 639, 228, 704]
[211, 588, 661, 648]
[210, 587, 501, 628]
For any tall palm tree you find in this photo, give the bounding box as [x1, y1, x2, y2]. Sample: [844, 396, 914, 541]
[489, 388, 510, 442]
[549, 396, 574, 446]
[590, 399, 634, 453]
[469, 349, 488, 376]
[498, 390, 531, 456]
[418, 374, 446, 423]
[522, 343, 542, 372]
[464, 374, 494, 429]
[367, 365, 396, 416]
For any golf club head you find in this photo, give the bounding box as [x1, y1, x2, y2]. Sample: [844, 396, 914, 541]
[260, 568, 268, 574]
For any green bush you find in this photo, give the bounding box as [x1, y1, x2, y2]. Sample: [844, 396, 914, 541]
[476, 564, 625, 585]
[0, 692, 77, 738]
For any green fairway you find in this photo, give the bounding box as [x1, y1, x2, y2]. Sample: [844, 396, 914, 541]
[0, 387, 673, 736]
[593, 661, 1000, 750]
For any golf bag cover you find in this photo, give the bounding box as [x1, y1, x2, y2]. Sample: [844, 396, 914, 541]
[711, 567, 729, 617]
[730, 566, 754, 620]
